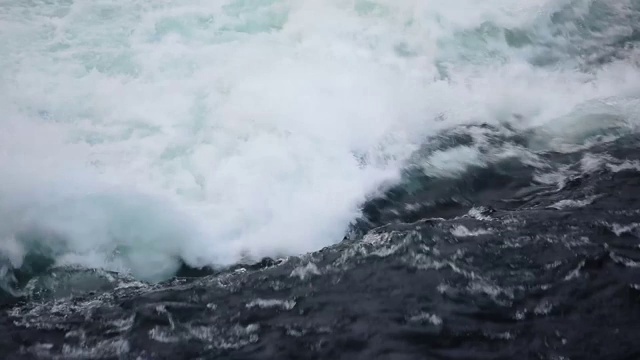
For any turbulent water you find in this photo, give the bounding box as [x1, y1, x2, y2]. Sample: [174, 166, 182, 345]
[1, 0, 640, 358]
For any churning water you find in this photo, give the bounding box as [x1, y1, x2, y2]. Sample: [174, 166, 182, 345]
[1, 1, 640, 358]
[2, 0, 639, 282]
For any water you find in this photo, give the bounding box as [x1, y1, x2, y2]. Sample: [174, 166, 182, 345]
[1, 1, 640, 357]
[2, 0, 639, 283]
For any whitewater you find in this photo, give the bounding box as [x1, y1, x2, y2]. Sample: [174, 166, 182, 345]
[1, 0, 639, 282]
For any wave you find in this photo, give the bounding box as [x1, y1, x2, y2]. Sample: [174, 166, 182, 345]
[0, 0, 639, 285]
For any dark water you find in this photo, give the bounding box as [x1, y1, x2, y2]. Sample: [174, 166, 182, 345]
[2, 128, 640, 359]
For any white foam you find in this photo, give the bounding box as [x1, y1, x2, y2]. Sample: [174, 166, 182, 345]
[1, 0, 639, 281]
[608, 160, 640, 173]
[609, 222, 640, 237]
[419, 147, 484, 178]
[407, 312, 443, 326]
[450, 225, 492, 237]
[290, 262, 321, 280]
[548, 196, 599, 210]
[246, 298, 296, 310]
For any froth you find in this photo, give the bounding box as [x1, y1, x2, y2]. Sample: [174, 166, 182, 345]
[0, 0, 638, 281]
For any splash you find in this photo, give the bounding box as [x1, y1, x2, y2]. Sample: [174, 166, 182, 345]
[0, 0, 639, 281]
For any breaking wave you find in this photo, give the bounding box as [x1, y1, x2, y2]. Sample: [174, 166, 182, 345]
[1, 0, 639, 289]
